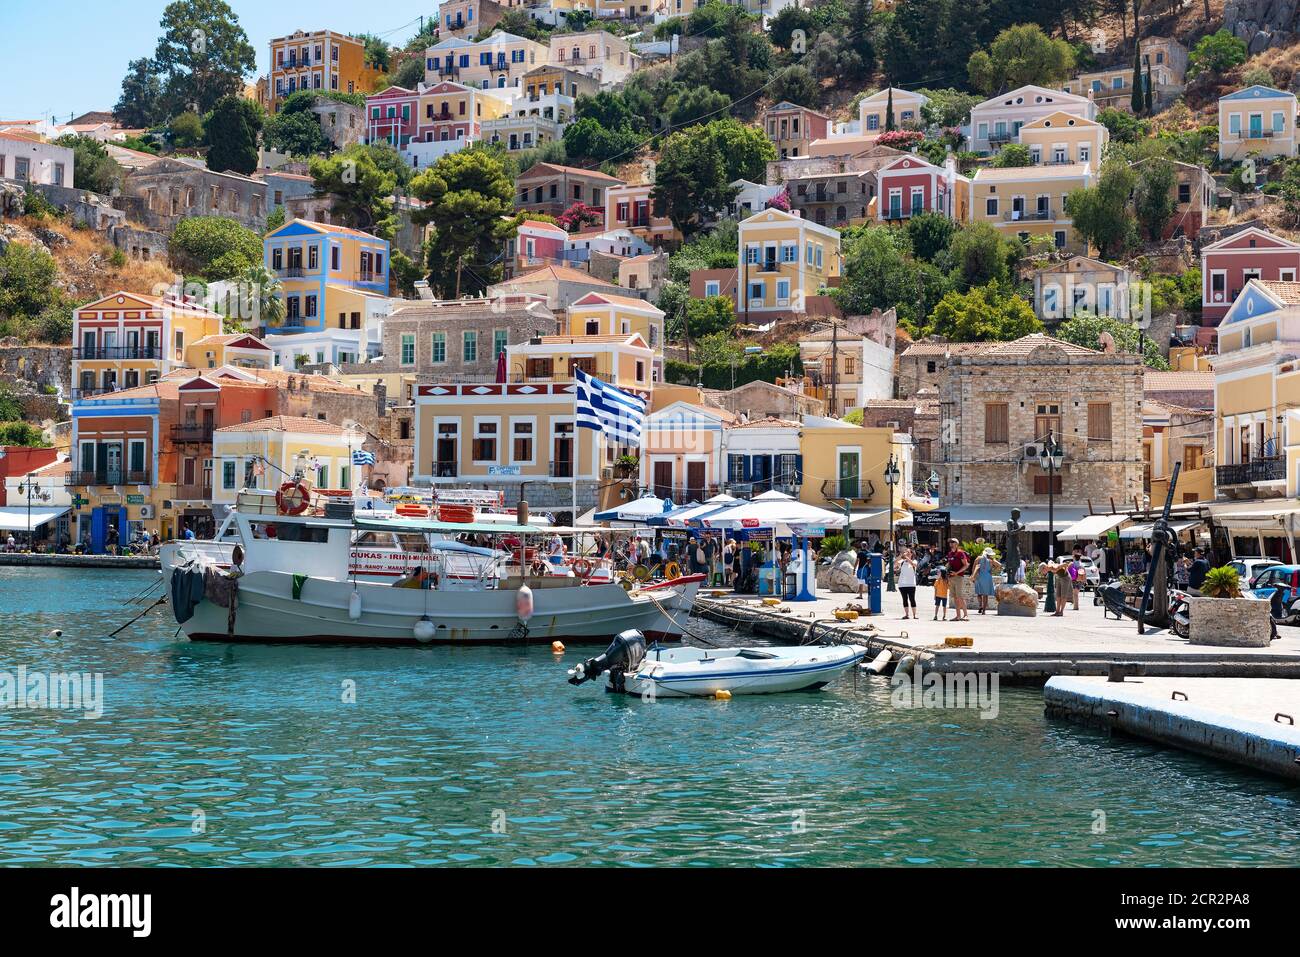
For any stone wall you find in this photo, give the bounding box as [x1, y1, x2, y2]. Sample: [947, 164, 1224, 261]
[0, 341, 71, 397]
[28, 183, 124, 231]
[1225, 0, 1300, 54]
[109, 224, 169, 262]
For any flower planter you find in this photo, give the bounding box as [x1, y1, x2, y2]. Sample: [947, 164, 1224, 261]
[1187, 596, 1273, 648]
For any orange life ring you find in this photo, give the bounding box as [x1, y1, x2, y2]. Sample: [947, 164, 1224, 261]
[571, 557, 593, 578]
[276, 481, 310, 515]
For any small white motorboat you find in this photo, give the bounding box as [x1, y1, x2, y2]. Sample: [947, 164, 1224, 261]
[568, 631, 867, 697]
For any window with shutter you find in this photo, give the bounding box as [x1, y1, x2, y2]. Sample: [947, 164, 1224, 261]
[1087, 402, 1112, 442]
[984, 402, 1009, 444]
[1033, 474, 1063, 495]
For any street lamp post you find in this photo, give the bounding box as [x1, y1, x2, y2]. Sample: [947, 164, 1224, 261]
[1039, 430, 1064, 613]
[883, 453, 900, 591]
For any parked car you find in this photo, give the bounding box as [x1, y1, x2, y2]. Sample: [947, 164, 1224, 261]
[1247, 564, 1300, 625]
[1229, 557, 1283, 588]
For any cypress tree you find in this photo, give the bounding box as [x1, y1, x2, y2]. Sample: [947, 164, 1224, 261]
[885, 85, 896, 131]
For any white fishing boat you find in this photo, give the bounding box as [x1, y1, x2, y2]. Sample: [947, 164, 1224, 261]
[168, 495, 703, 646]
[568, 631, 868, 697]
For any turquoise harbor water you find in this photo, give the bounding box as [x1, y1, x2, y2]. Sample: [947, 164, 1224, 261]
[0, 566, 1297, 867]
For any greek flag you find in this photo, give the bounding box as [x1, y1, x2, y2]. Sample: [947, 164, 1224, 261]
[574, 368, 647, 448]
[351, 450, 376, 466]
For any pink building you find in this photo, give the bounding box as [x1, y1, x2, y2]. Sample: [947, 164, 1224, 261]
[1201, 226, 1300, 325]
[366, 86, 420, 148]
[875, 155, 969, 222]
[514, 219, 568, 272]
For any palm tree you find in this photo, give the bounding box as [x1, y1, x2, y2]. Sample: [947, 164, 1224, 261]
[228, 265, 284, 334]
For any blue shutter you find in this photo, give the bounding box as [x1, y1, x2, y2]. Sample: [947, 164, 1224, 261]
[742, 455, 752, 481]
[91, 508, 106, 554]
[794, 455, 804, 483]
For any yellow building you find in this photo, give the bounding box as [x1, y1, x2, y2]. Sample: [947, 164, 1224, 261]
[1218, 84, 1298, 162]
[413, 381, 603, 488]
[263, 219, 390, 334]
[1210, 279, 1300, 502]
[212, 415, 356, 504]
[968, 164, 1093, 252]
[268, 29, 382, 112]
[798, 415, 914, 515]
[1144, 399, 1214, 505]
[1017, 111, 1108, 173]
[508, 332, 654, 394]
[184, 333, 275, 371]
[565, 291, 665, 377]
[857, 87, 927, 133]
[737, 208, 841, 322]
[73, 292, 225, 400]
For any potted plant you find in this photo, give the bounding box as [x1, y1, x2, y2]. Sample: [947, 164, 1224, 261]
[1187, 565, 1272, 647]
[613, 454, 639, 479]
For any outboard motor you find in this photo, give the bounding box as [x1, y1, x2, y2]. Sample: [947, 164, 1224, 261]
[567, 630, 647, 692]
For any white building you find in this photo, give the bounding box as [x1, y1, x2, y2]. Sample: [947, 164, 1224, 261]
[271, 290, 398, 368]
[0, 133, 74, 188]
[721, 417, 803, 495]
[968, 84, 1097, 154]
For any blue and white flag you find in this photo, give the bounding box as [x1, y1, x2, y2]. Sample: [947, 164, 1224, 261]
[351, 449, 376, 466]
[574, 367, 647, 448]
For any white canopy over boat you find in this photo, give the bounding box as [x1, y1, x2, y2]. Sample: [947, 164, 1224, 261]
[700, 490, 846, 531]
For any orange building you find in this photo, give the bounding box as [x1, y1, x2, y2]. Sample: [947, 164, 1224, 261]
[268, 29, 383, 112]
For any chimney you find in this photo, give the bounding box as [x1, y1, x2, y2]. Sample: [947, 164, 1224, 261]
[375, 381, 387, 417]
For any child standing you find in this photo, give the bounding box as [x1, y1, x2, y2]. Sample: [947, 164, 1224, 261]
[933, 568, 950, 621]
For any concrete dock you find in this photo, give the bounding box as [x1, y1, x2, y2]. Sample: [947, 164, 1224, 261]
[692, 588, 1300, 681]
[1045, 676, 1300, 780]
[0, 553, 160, 570]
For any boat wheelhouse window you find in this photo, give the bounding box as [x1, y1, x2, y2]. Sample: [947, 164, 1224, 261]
[249, 521, 330, 543]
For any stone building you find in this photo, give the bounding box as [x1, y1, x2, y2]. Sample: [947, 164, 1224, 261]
[703, 379, 826, 421]
[353, 293, 556, 381]
[858, 389, 941, 482]
[896, 340, 1002, 399]
[935, 334, 1144, 510]
[117, 159, 268, 233]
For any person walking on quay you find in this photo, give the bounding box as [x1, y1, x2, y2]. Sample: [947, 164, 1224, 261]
[945, 538, 971, 621]
[1174, 549, 1191, 590]
[973, 547, 1002, 614]
[1188, 547, 1210, 594]
[1068, 553, 1083, 610]
[106, 523, 119, 557]
[933, 567, 950, 620]
[896, 546, 918, 619]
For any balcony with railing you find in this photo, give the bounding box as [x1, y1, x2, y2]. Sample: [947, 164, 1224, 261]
[550, 461, 574, 479]
[1216, 456, 1285, 489]
[70, 387, 115, 401]
[1230, 128, 1278, 140]
[72, 346, 162, 360]
[176, 483, 213, 501]
[67, 469, 152, 487]
[1004, 207, 1054, 222]
[987, 131, 1014, 146]
[435, 459, 458, 478]
[279, 265, 306, 277]
[171, 424, 215, 444]
[358, 270, 378, 283]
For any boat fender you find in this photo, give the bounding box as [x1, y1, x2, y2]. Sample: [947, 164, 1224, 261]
[864, 649, 893, 674]
[413, 616, 436, 643]
[49, 629, 63, 638]
[551, 640, 565, 653]
[714, 689, 732, 700]
[516, 584, 534, 622]
[348, 591, 362, 621]
[895, 655, 917, 677]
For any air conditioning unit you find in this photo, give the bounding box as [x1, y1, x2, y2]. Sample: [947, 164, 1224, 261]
[139, 504, 155, 519]
[1023, 443, 1040, 460]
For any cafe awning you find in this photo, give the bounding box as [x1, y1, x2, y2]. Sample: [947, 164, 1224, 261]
[1054, 514, 1130, 540]
[0, 506, 70, 531]
[898, 505, 1088, 530]
[1118, 519, 1202, 539]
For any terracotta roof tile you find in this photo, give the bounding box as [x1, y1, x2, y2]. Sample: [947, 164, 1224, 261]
[215, 415, 347, 435]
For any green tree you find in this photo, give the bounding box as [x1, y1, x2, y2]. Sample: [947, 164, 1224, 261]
[410, 147, 517, 298]
[263, 108, 331, 157]
[562, 117, 641, 163]
[1056, 313, 1169, 368]
[1131, 38, 1145, 114]
[168, 217, 262, 280]
[168, 111, 204, 148]
[1188, 29, 1247, 79]
[0, 243, 60, 319]
[686, 296, 737, 338]
[905, 211, 957, 262]
[51, 135, 122, 194]
[357, 34, 392, 72]
[831, 225, 952, 331]
[918, 88, 982, 129]
[925, 282, 1042, 341]
[768, 65, 820, 109]
[1133, 159, 1176, 242]
[152, 0, 257, 114]
[309, 145, 399, 238]
[991, 143, 1033, 168]
[967, 23, 1076, 95]
[392, 56, 426, 90]
[115, 58, 166, 128]
[205, 95, 262, 175]
[768, 5, 819, 49]
[1097, 107, 1143, 144]
[0, 422, 49, 447]
[668, 86, 731, 128]
[1065, 160, 1138, 258]
[947, 222, 1017, 290]
[652, 120, 774, 237]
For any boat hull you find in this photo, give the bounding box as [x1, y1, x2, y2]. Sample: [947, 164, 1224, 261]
[176, 570, 703, 646]
[621, 644, 867, 697]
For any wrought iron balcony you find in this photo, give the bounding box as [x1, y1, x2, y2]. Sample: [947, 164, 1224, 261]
[72, 346, 161, 360]
[1216, 457, 1285, 486]
[435, 459, 458, 478]
[171, 424, 215, 444]
[67, 469, 151, 487]
[1005, 208, 1053, 222]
